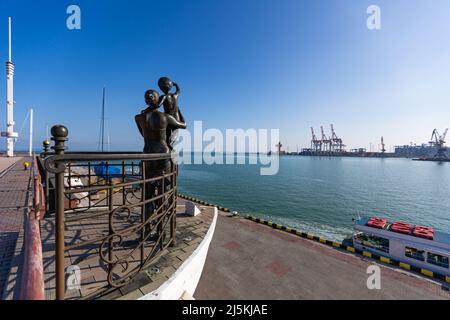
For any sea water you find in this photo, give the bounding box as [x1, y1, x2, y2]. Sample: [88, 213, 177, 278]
[178, 155, 450, 241]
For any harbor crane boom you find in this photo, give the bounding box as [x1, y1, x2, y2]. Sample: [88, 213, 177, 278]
[430, 128, 449, 159]
[330, 124, 344, 152]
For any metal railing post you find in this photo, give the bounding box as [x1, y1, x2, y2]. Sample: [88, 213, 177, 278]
[108, 178, 113, 272]
[51, 125, 68, 300]
[42, 140, 50, 213]
[42, 140, 50, 158]
[170, 163, 177, 247]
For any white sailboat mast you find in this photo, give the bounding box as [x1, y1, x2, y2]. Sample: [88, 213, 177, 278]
[29, 108, 33, 156]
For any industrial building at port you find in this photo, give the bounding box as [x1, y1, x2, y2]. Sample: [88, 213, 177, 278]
[276, 125, 449, 160]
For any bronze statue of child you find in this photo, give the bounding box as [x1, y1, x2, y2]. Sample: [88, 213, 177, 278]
[157, 77, 184, 149]
[158, 76, 181, 121]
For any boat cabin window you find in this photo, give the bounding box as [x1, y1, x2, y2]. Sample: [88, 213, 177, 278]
[354, 232, 389, 253]
[427, 252, 449, 269]
[405, 246, 425, 262]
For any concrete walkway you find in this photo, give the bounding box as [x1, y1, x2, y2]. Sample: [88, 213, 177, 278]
[195, 212, 450, 300]
[0, 157, 30, 298]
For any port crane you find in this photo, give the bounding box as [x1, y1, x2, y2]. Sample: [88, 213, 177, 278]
[330, 124, 345, 152]
[320, 126, 331, 152]
[308, 125, 346, 154]
[310, 127, 321, 152]
[430, 128, 449, 159]
[380, 136, 386, 153]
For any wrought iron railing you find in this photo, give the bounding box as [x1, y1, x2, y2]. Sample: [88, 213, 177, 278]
[39, 125, 178, 299]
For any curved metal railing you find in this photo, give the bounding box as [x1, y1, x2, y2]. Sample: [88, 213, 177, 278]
[39, 140, 178, 299]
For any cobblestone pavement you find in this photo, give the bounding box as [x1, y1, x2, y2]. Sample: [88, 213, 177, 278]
[0, 157, 30, 297]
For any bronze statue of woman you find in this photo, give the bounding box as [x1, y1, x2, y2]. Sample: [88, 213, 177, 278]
[135, 89, 186, 236]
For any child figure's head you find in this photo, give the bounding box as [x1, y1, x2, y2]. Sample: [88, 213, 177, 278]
[158, 77, 173, 95]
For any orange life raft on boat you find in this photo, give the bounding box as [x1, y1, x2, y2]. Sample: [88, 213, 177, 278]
[390, 221, 411, 235]
[412, 225, 434, 240]
[365, 216, 435, 240]
[367, 217, 387, 229]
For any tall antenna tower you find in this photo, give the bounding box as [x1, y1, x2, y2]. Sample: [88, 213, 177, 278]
[1, 17, 18, 156]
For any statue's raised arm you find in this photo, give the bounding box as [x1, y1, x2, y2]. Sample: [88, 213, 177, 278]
[173, 82, 181, 97]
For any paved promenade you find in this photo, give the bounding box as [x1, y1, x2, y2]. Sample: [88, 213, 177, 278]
[0, 156, 29, 297]
[0, 157, 21, 175]
[1, 155, 449, 300]
[196, 211, 450, 299]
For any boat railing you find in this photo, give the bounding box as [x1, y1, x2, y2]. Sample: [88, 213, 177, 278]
[37, 125, 178, 300]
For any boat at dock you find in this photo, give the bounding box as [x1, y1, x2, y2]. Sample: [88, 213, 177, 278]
[353, 216, 450, 277]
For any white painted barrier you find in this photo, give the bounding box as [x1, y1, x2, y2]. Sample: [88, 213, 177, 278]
[139, 207, 218, 300]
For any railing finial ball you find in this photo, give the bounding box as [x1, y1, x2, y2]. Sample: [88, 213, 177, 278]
[51, 125, 68, 138]
[43, 140, 50, 146]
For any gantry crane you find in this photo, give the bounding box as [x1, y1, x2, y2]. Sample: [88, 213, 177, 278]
[311, 127, 321, 152]
[320, 126, 331, 152]
[330, 124, 345, 152]
[430, 128, 449, 159]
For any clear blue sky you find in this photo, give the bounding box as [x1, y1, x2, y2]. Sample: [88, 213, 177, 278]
[1, 0, 450, 152]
